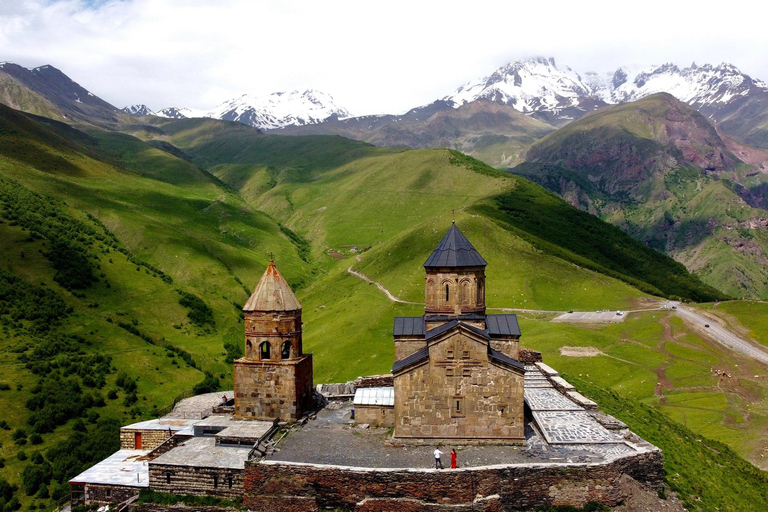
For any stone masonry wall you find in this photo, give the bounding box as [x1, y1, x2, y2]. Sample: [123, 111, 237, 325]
[149, 464, 243, 500]
[82, 483, 141, 505]
[120, 429, 172, 450]
[243, 451, 664, 512]
[234, 355, 313, 421]
[354, 405, 394, 428]
[394, 330, 524, 441]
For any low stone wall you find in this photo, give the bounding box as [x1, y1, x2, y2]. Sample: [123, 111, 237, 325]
[518, 348, 542, 364]
[149, 464, 243, 500]
[80, 483, 141, 505]
[356, 374, 394, 388]
[243, 451, 663, 512]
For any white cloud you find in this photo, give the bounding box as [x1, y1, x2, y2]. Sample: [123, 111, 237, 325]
[1, 0, 766, 116]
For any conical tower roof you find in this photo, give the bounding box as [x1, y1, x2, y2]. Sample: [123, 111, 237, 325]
[423, 222, 487, 268]
[243, 261, 302, 312]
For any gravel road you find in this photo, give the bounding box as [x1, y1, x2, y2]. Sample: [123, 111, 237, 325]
[674, 302, 768, 366]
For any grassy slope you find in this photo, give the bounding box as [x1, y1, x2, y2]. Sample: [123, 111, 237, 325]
[572, 377, 768, 512]
[0, 106, 311, 510]
[517, 95, 768, 299]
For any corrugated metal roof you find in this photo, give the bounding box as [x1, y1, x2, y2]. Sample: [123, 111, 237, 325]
[393, 316, 425, 337]
[486, 314, 522, 337]
[353, 386, 394, 406]
[243, 260, 301, 312]
[392, 346, 429, 373]
[423, 223, 487, 269]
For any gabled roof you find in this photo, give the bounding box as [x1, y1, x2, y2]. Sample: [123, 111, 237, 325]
[486, 314, 522, 337]
[423, 222, 487, 269]
[391, 346, 429, 374]
[393, 316, 425, 337]
[489, 348, 526, 372]
[425, 319, 489, 341]
[243, 261, 301, 312]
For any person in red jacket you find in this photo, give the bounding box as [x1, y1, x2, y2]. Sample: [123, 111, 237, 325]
[450, 448, 457, 469]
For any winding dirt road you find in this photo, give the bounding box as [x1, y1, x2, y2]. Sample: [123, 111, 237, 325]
[346, 266, 768, 367]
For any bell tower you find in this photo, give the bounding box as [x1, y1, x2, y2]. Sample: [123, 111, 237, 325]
[234, 260, 313, 421]
[423, 222, 487, 330]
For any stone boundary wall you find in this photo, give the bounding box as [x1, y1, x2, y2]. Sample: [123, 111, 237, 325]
[149, 464, 243, 500]
[80, 483, 142, 505]
[243, 451, 663, 512]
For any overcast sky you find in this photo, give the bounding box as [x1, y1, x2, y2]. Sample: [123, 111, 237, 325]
[1, 0, 766, 116]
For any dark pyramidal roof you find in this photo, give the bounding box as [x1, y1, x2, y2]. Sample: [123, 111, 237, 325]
[423, 222, 487, 268]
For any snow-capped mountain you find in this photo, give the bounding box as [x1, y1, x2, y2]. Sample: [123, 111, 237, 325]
[446, 57, 594, 114]
[595, 63, 768, 114]
[121, 104, 155, 116]
[443, 58, 768, 122]
[155, 106, 207, 120]
[153, 90, 349, 130]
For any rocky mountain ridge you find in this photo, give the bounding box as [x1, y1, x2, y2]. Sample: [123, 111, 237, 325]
[444, 58, 768, 126]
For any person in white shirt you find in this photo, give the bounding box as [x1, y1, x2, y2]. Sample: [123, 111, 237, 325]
[433, 447, 444, 469]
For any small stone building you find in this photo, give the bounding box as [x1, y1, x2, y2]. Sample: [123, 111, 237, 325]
[352, 387, 394, 427]
[391, 223, 526, 443]
[234, 260, 313, 421]
[120, 418, 199, 450]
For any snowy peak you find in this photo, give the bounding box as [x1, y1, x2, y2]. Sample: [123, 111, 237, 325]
[444, 58, 768, 121]
[445, 57, 594, 114]
[598, 62, 768, 111]
[122, 104, 155, 116]
[156, 89, 349, 130]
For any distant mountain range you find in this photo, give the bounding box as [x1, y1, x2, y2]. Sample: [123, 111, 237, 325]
[2, 58, 768, 297]
[123, 89, 350, 130]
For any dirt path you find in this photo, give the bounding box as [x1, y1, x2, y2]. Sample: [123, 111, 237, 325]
[346, 266, 422, 305]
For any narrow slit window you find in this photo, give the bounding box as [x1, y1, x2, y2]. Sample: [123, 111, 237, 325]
[213, 475, 218, 488]
[445, 284, 450, 302]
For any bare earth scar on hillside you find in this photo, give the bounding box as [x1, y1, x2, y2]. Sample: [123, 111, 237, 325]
[560, 346, 603, 357]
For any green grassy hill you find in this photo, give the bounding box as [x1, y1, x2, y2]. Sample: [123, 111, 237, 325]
[273, 99, 555, 168]
[516, 93, 768, 299]
[0, 103, 313, 511]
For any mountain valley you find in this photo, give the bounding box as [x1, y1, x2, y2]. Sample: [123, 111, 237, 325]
[2, 57, 768, 512]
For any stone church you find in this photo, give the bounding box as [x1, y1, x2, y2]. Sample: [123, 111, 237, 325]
[388, 222, 526, 442]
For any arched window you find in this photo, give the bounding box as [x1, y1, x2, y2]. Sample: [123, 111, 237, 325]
[281, 341, 291, 359]
[445, 283, 450, 302]
[246, 340, 252, 358]
[260, 341, 271, 360]
[477, 278, 484, 304]
[460, 280, 469, 305]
